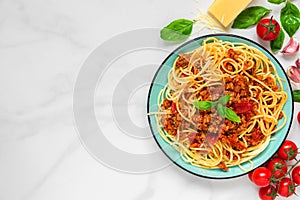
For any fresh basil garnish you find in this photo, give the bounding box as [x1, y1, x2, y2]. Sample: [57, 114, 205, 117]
[217, 95, 230, 105]
[268, 0, 286, 4]
[192, 95, 240, 123]
[217, 104, 226, 118]
[160, 19, 194, 41]
[232, 6, 271, 29]
[271, 27, 285, 53]
[280, 1, 300, 37]
[225, 107, 241, 123]
[192, 101, 215, 110]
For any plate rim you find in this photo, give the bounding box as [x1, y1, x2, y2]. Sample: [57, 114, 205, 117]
[147, 33, 294, 179]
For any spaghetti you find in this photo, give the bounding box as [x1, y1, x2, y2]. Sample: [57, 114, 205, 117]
[153, 37, 288, 171]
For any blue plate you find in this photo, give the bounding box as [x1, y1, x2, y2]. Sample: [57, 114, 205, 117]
[147, 34, 293, 179]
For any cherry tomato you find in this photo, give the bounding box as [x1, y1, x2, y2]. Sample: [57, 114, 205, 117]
[252, 167, 272, 187]
[248, 170, 254, 182]
[297, 111, 300, 124]
[277, 140, 298, 161]
[259, 185, 277, 200]
[256, 17, 280, 41]
[292, 165, 300, 185]
[277, 178, 295, 197]
[267, 157, 287, 179]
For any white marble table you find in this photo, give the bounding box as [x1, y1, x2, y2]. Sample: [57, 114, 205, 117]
[1, 0, 300, 199]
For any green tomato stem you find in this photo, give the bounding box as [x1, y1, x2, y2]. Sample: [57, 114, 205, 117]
[269, 151, 300, 185]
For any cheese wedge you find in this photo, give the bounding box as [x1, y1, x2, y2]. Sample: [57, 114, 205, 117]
[208, 0, 253, 27]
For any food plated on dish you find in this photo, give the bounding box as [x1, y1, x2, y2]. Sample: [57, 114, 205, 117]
[147, 34, 293, 179]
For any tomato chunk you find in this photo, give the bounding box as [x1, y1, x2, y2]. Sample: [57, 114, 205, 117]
[171, 102, 178, 114]
[233, 102, 253, 114]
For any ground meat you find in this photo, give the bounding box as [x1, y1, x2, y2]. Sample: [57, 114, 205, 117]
[175, 53, 191, 69]
[162, 99, 172, 110]
[159, 50, 278, 171]
[217, 162, 229, 171]
[228, 48, 239, 60]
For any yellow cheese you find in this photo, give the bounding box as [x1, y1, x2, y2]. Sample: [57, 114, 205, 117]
[208, 0, 253, 27]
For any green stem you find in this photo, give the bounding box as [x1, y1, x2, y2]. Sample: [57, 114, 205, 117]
[270, 152, 300, 184]
[287, 156, 300, 175]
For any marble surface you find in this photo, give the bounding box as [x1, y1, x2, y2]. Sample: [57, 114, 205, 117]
[1, 0, 300, 199]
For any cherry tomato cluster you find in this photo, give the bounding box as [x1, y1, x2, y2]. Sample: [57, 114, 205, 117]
[248, 140, 300, 199]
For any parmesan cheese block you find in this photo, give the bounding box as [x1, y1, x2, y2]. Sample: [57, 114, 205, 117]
[208, 0, 253, 27]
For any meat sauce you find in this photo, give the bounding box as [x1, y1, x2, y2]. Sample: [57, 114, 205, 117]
[160, 49, 281, 171]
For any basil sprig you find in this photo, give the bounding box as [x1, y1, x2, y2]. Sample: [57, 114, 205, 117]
[192, 101, 216, 110]
[280, 1, 300, 38]
[217, 95, 231, 105]
[270, 27, 285, 53]
[268, 0, 286, 4]
[232, 6, 271, 29]
[160, 19, 194, 41]
[224, 107, 241, 123]
[192, 95, 241, 123]
[216, 104, 226, 117]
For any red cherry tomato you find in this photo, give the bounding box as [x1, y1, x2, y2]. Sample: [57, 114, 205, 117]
[256, 17, 280, 41]
[277, 178, 295, 197]
[277, 140, 298, 161]
[298, 111, 300, 124]
[259, 185, 277, 200]
[292, 165, 300, 185]
[248, 170, 254, 182]
[267, 157, 287, 179]
[252, 167, 272, 187]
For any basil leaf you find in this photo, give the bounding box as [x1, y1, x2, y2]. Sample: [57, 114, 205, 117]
[160, 19, 194, 41]
[225, 107, 241, 123]
[217, 95, 230, 105]
[232, 6, 271, 29]
[192, 101, 215, 110]
[293, 90, 300, 102]
[271, 28, 285, 53]
[268, 0, 286, 4]
[217, 104, 226, 118]
[280, 2, 300, 37]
